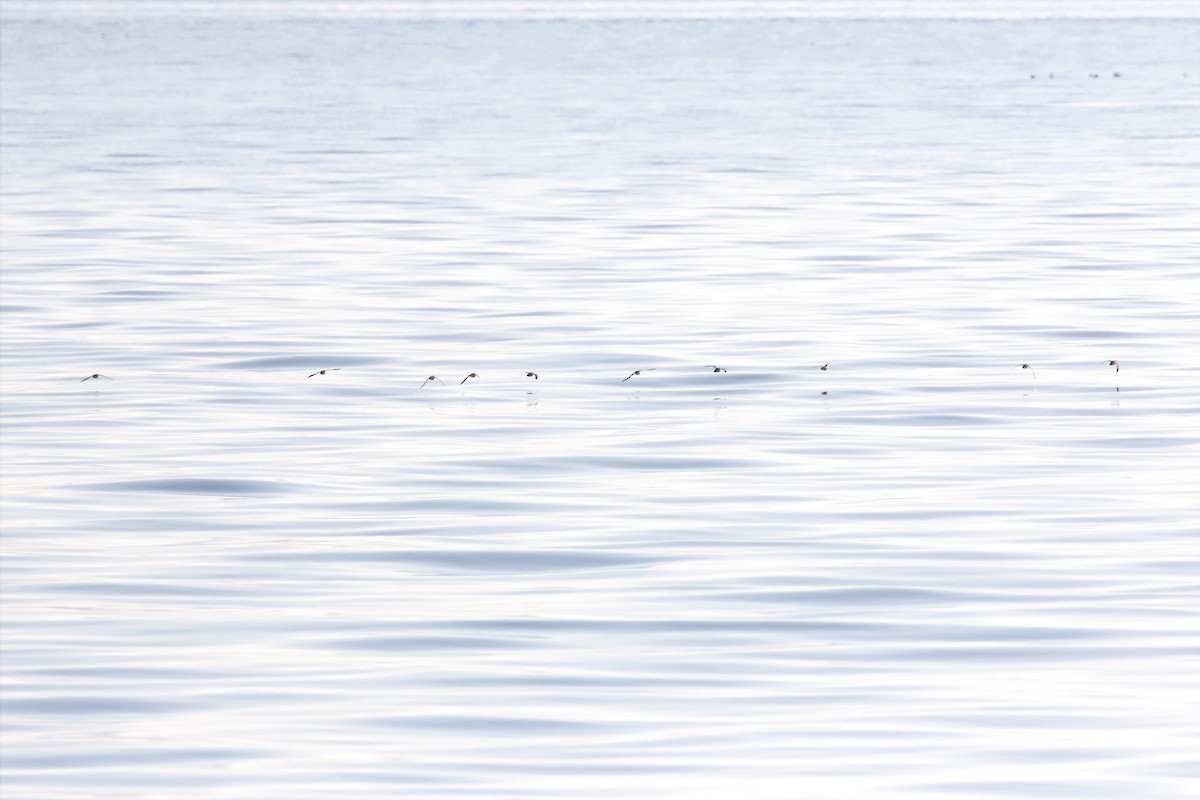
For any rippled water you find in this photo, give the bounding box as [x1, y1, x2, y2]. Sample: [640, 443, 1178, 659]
[2, 2, 1199, 798]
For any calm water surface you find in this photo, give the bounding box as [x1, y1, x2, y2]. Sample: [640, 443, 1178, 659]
[2, 2, 1199, 798]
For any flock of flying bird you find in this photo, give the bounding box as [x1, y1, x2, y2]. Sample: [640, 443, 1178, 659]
[1029, 72, 1122, 79]
[1021, 360, 1121, 379]
[79, 361, 1122, 384]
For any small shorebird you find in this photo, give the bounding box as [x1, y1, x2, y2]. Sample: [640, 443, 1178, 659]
[525, 372, 538, 380]
[1021, 363, 1037, 378]
[1107, 360, 1120, 373]
[819, 364, 828, 371]
[420, 376, 444, 388]
[307, 369, 340, 378]
[80, 373, 112, 382]
[705, 365, 728, 373]
[460, 373, 479, 385]
[622, 369, 655, 382]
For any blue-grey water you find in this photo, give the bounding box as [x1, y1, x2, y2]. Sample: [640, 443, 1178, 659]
[2, 2, 1199, 798]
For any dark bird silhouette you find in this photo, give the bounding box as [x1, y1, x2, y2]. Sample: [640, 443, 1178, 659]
[420, 376, 444, 388]
[819, 364, 828, 371]
[460, 373, 479, 385]
[525, 372, 539, 380]
[705, 365, 728, 373]
[1107, 360, 1120, 373]
[307, 369, 340, 378]
[80, 373, 112, 382]
[622, 369, 655, 382]
[1022, 363, 1037, 378]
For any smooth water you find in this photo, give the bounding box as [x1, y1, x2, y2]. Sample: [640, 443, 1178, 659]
[2, 2, 1199, 798]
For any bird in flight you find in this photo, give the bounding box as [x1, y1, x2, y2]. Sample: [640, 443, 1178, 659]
[1021, 363, 1037, 378]
[1107, 360, 1120, 373]
[525, 372, 539, 380]
[460, 373, 479, 384]
[622, 369, 655, 382]
[307, 369, 340, 378]
[819, 364, 828, 371]
[706, 365, 728, 373]
[80, 373, 112, 382]
[420, 376, 444, 388]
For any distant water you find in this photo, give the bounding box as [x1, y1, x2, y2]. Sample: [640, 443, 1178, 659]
[2, 2, 1199, 798]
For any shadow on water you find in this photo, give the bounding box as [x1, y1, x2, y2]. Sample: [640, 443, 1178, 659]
[84, 478, 299, 495]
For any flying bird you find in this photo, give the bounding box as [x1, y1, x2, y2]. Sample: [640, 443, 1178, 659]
[420, 376, 444, 388]
[622, 369, 655, 382]
[819, 364, 828, 371]
[80, 373, 112, 382]
[1021, 363, 1037, 378]
[307, 369, 340, 378]
[1107, 360, 1120, 373]
[525, 372, 539, 380]
[460, 373, 479, 385]
[705, 365, 728, 373]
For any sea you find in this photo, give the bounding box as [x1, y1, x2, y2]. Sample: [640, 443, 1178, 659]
[1, 1, 1198, 798]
